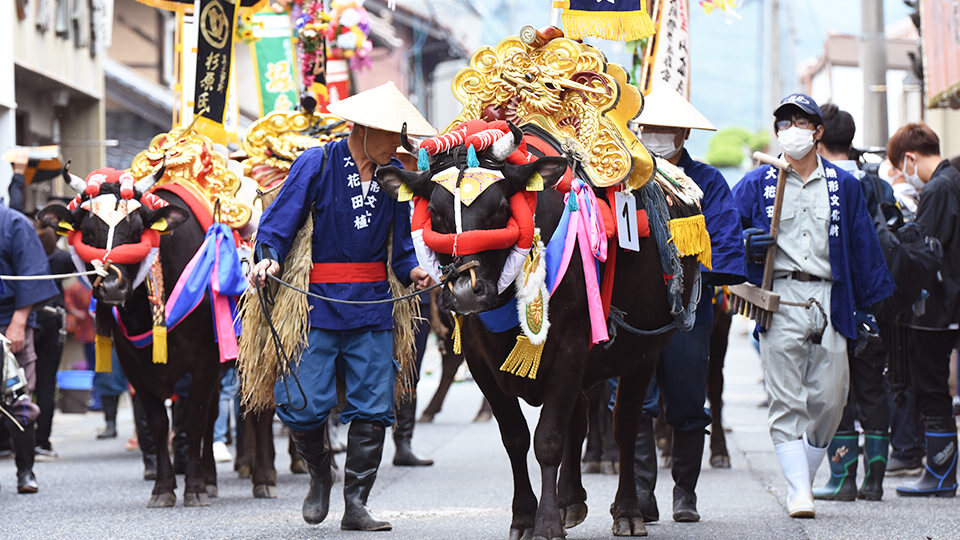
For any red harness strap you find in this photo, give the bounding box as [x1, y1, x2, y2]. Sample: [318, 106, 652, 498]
[70, 229, 160, 264]
[413, 191, 535, 256]
[310, 262, 387, 283]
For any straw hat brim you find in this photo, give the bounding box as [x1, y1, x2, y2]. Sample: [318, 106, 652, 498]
[637, 86, 716, 131]
[326, 81, 437, 137]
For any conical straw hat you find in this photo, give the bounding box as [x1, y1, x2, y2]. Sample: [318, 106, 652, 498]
[637, 86, 716, 131]
[327, 81, 437, 137]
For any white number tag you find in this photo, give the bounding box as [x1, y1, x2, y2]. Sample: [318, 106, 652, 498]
[615, 191, 640, 252]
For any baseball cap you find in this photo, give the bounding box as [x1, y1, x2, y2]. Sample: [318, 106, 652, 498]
[774, 93, 822, 122]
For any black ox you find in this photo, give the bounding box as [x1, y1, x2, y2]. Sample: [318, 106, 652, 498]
[377, 128, 701, 540]
[39, 169, 226, 507]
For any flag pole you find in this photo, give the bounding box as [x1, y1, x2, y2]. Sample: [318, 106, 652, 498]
[550, 1, 561, 27]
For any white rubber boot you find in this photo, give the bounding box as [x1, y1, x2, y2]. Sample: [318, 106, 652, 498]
[775, 440, 815, 518]
[803, 434, 828, 488]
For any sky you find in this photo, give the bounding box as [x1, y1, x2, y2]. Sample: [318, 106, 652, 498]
[475, 0, 914, 158]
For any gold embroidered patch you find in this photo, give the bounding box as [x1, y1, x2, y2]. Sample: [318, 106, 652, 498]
[432, 169, 503, 206]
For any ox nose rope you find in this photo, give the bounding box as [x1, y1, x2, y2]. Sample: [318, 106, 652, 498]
[0, 264, 113, 282]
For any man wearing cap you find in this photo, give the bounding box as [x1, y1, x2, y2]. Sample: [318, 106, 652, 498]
[732, 93, 893, 518]
[632, 87, 746, 523]
[250, 82, 434, 531]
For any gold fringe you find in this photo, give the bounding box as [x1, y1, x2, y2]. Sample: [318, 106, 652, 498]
[499, 335, 545, 379]
[452, 314, 463, 355]
[562, 9, 655, 42]
[237, 205, 313, 413]
[152, 326, 167, 364]
[668, 214, 713, 270]
[95, 334, 112, 373]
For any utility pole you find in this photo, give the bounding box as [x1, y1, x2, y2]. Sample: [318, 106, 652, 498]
[770, 0, 781, 117]
[861, 0, 889, 147]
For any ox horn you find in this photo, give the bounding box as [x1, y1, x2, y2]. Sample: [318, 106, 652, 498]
[134, 158, 166, 195]
[399, 122, 417, 154]
[61, 161, 87, 194]
[490, 122, 524, 162]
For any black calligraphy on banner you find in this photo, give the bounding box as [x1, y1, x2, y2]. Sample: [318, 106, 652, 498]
[194, 0, 237, 126]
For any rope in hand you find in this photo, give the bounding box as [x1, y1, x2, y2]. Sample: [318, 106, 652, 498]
[0, 260, 113, 282]
[256, 259, 479, 411]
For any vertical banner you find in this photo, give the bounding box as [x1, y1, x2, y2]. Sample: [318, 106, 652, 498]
[920, 0, 960, 108]
[321, 58, 350, 111]
[176, 8, 197, 127]
[192, 0, 238, 144]
[640, 0, 690, 98]
[250, 11, 298, 116]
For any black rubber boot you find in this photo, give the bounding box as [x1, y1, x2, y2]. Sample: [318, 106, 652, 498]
[289, 426, 333, 524]
[671, 429, 704, 522]
[341, 420, 392, 531]
[634, 414, 659, 522]
[897, 416, 958, 497]
[859, 430, 888, 500]
[13, 425, 38, 494]
[132, 394, 157, 480]
[172, 395, 189, 475]
[812, 431, 859, 501]
[393, 399, 433, 466]
[97, 395, 119, 439]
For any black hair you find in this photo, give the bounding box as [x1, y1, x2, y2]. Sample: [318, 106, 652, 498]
[819, 103, 856, 156]
[773, 104, 822, 134]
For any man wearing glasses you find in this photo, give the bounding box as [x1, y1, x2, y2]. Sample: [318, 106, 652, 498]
[732, 93, 894, 518]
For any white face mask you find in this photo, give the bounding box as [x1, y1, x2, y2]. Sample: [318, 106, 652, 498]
[643, 132, 681, 159]
[777, 126, 816, 159]
[901, 156, 925, 190]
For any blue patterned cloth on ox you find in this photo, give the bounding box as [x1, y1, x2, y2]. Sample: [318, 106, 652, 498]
[733, 157, 895, 340]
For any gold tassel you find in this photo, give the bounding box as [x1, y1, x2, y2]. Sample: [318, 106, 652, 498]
[152, 326, 168, 364]
[499, 335, 545, 379]
[668, 214, 713, 270]
[452, 314, 463, 355]
[95, 334, 112, 373]
[561, 8, 655, 42]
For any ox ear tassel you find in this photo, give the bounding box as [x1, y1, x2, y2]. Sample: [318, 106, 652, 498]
[417, 148, 429, 171]
[467, 145, 479, 168]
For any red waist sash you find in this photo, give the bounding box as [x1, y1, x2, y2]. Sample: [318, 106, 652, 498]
[310, 262, 387, 283]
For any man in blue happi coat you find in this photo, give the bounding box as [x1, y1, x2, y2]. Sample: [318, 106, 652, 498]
[0, 200, 58, 494]
[733, 93, 894, 518]
[632, 87, 746, 523]
[250, 82, 435, 531]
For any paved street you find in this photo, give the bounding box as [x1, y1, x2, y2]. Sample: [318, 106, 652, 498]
[2, 317, 960, 539]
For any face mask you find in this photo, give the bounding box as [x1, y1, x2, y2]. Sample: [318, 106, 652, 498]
[901, 156, 925, 190]
[643, 132, 681, 159]
[777, 126, 816, 159]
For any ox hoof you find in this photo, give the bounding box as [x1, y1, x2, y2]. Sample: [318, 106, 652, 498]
[184, 492, 211, 507]
[418, 412, 435, 423]
[206, 484, 218, 498]
[253, 484, 278, 499]
[147, 493, 176, 508]
[508, 527, 533, 540]
[710, 454, 731, 469]
[237, 465, 252, 479]
[562, 503, 588, 529]
[612, 517, 647, 537]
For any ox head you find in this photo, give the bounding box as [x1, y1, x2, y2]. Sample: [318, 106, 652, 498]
[377, 121, 567, 314]
[37, 164, 190, 305]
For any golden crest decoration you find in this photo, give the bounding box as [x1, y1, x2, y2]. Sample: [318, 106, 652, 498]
[240, 110, 351, 190]
[129, 126, 253, 230]
[448, 32, 654, 189]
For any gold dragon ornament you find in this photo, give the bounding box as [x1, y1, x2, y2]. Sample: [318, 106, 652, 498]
[129, 126, 253, 231]
[241, 110, 351, 191]
[448, 31, 654, 189]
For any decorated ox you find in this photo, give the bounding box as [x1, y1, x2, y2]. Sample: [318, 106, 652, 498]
[376, 118, 705, 539]
[37, 164, 240, 507]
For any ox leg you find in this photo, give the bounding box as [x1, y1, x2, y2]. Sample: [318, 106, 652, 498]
[708, 306, 732, 469]
[467, 356, 537, 540]
[558, 392, 588, 529]
[183, 372, 217, 507]
[235, 403, 253, 478]
[252, 408, 278, 499]
[142, 392, 177, 508]
[202, 379, 219, 499]
[611, 371, 653, 537]
[532, 380, 582, 540]
[419, 346, 462, 423]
